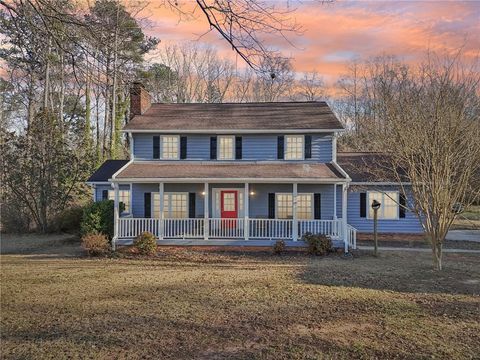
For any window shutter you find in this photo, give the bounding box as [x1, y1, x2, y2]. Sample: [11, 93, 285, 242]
[268, 193, 275, 219]
[305, 135, 312, 159]
[277, 136, 284, 159]
[102, 190, 108, 200]
[210, 136, 217, 160]
[180, 136, 187, 159]
[153, 136, 160, 159]
[144, 192, 151, 218]
[399, 193, 406, 218]
[360, 192, 367, 218]
[189, 193, 196, 218]
[314, 193, 321, 219]
[235, 136, 242, 159]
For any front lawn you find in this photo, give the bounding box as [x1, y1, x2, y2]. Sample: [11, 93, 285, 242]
[1, 241, 479, 359]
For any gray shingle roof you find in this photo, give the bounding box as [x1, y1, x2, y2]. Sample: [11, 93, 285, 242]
[337, 152, 402, 182]
[115, 162, 345, 180]
[87, 160, 129, 182]
[123, 102, 344, 132]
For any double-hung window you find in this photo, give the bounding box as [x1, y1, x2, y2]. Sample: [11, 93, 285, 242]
[368, 191, 399, 220]
[108, 190, 131, 213]
[285, 135, 304, 160]
[218, 135, 235, 160]
[161, 135, 179, 159]
[276, 193, 313, 219]
[152, 192, 188, 219]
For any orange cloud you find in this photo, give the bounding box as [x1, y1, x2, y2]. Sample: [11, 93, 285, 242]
[142, 1, 479, 85]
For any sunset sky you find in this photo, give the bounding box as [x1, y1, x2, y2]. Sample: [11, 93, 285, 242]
[144, 1, 480, 84]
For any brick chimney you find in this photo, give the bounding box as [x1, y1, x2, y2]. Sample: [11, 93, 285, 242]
[130, 82, 151, 117]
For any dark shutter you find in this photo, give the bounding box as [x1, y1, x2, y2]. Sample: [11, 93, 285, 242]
[235, 136, 242, 159]
[360, 192, 366, 218]
[102, 190, 108, 200]
[314, 193, 322, 219]
[144, 192, 151, 218]
[305, 135, 312, 159]
[268, 193, 275, 219]
[277, 136, 284, 159]
[180, 136, 187, 159]
[189, 193, 196, 218]
[399, 193, 406, 218]
[153, 136, 160, 159]
[210, 136, 217, 160]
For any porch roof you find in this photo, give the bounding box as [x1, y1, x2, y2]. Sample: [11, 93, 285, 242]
[113, 161, 346, 182]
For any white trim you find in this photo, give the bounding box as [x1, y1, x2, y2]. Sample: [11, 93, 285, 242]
[275, 192, 314, 220]
[86, 181, 111, 185]
[284, 135, 305, 161]
[332, 134, 337, 162]
[330, 161, 351, 181]
[122, 129, 345, 134]
[366, 190, 400, 220]
[153, 191, 188, 219]
[128, 132, 134, 160]
[351, 182, 412, 186]
[333, 184, 337, 220]
[342, 183, 348, 252]
[204, 183, 209, 240]
[217, 135, 236, 160]
[211, 187, 243, 218]
[160, 135, 180, 160]
[111, 159, 133, 180]
[244, 183, 249, 240]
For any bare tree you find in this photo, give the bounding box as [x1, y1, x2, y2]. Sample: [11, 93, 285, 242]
[291, 70, 326, 101]
[371, 54, 480, 270]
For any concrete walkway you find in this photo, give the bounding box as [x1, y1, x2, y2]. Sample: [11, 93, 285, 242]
[357, 246, 480, 254]
[446, 230, 480, 242]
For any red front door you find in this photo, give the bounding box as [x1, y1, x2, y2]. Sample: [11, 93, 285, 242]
[221, 190, 238, 218]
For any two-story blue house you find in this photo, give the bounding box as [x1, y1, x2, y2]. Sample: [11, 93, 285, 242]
[87, 83, 423, 251]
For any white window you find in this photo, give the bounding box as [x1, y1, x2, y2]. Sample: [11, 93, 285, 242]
[161, 135, 179, 159]
[368, 191, 399, 220]
[285, 135, 304, 160]
[108, 190, 130, 213]
[276, 193, 313, 219]
[218, 136, 235, 160]
[152, 192, 188, 219]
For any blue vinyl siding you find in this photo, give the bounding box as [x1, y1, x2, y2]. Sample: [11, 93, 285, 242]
[95, 185, 111, 202]
[132, 133, 333, 162]
[347, 185, 423, 233]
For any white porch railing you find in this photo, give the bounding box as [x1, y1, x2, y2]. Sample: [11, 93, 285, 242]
[249, 219, 293, 239]
[345, 224, 357, 250]
[209, 218, 245, 238]
[117, 218, 356, 248]
[297, 219, 342, 239]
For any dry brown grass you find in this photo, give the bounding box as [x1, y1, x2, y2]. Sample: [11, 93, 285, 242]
[1, 240, 479, 359]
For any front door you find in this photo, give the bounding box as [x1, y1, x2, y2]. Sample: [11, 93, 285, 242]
[220, 190, 238, 219]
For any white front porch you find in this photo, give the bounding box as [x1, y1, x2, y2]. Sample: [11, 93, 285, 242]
[115, 217, 357, 250]
[111, 181, 357, 251]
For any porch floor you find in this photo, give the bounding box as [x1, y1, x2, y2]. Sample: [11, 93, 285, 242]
[116, 238, 345, 248]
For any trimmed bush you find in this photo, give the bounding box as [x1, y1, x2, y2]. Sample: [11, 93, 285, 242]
[133, 231, 157, 255]
[302, 232, 333, 256]
[80, 200, 124, 240]
[272, 240, 286, 255]
[82, 232, 110, 256]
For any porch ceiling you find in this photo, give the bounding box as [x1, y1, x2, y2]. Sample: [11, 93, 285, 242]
[114, 162, 346, 182]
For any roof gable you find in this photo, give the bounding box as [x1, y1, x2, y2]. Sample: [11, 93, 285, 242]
[124, 102, 344, 132]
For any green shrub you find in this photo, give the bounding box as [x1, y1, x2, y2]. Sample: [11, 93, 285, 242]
[80, 200, 124, 240]
[133, 231, 157, 255]
[82, 232, 110, 256]
[272, 240, 286, 255]
[53, 206, 84, 233]
[302, 232, 333, 256]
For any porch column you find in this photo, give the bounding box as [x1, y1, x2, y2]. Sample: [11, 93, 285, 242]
[204, 183, 209, 240]
[112, 183, 119, 251]
[292, 183, 298, 241]
[342, 183, 348, 252]
[333, 184, 337, 220]
[244, 183, 249, 240]
[159, 182, 164, 240]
